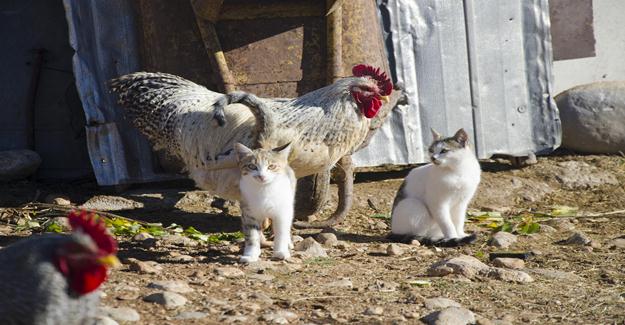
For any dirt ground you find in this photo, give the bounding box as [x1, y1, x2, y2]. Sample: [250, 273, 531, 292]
[1, 153, 624, 324]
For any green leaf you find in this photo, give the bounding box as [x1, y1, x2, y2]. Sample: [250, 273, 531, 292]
[517, 222, 540, 235]
[371, 213, 390, 219]
[549, 205, 578, 217]
[408, 280, 431, 287]
[495, 222, 514, 233]
[44, 223, 64, 233]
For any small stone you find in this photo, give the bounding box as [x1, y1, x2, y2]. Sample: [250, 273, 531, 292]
[98, 306, 140, 322]
[115, 286, 140, 301]
[421, 307, 476, 325]
[316, 232, 339, 246]
[544, 218, 576, 231]
[143, 291, 188, 308]
[174, 311, 209, 320]
[428, 255, 490, 278]
[326, 278, 353, 289]
[539, 224, 557, 233]
[44, 194, 72, 206]
[294, 237, 327, 258]
[608, 238, 625, 249]
[386, 243, 404, 256]
[91, 316, 119, 325]
[335, 241, 349, 250]
[590, 241, 602, 249]
[251, 292, 274, 305]
[127, 258, 162, 274]
[489, 268, 534, 283]
[160, 234, 198, 247]
[215, 267, 245, 278]
[79, 195, 143, 211]
[148, 280, 194, 293]
[424, 297, 461, 310]
[492, 258, 525, 269]
[561, 231, 592, 246]
[133, 232, 154, 241]
[262, 310, 298, 324]
[410, 239, 421, 246]
[364, 306, 384, 316]
[475, 315, 494, 325]
[489, 232, 517, 248]
[291, 235, 304, 243]
[375, 221, 388, 230]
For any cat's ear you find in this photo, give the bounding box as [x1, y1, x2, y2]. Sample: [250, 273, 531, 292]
[234, 142, 253, 161]
[453, 128, 468, 147]
[272, 142, 292, 158]
[430, 128, 442, 141]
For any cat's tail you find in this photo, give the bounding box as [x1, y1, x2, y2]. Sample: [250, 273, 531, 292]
[387, 233, 478, 247]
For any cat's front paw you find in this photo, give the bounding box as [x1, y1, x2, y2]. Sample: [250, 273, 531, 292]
[239, 255, 260, 263]
[435, 233, 478, 247]
[272, 250, 291, 260]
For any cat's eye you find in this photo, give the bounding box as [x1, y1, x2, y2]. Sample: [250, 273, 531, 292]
[246, 164, 258, 170]
[268, 164, 277, 170]
[440, 149, 449, 154]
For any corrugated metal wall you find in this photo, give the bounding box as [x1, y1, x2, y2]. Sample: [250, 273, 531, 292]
[353, 0, 560, 167]
[61, 0, 560, 185]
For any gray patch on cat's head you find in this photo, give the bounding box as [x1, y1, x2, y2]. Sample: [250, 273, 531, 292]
[234, 142, 292, 182]
[428, 128, 469, 165]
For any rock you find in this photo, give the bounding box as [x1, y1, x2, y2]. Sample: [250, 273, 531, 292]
[0, 149, 41, 181]
[291, 235, 304, 243]
[527, 268, 581, 281]
[326, 278, 353, 289]
[539, 224, 557, 233]
[410, 239, 421, 246]
[262, 310, 298, 324]
[251, 292, 274, 305]
[386, 244, 404, 256]
[489, 232, 517, 248]
[475, 315, 494, 325]
[424, 297, 461, 310]
[608, 238, 625, 249]
[492, 258, 525, 269]
[91, 316, 119, 325]
[488, 268, 534, 283]
[316, 232, 339, 246]
[544, 218, 576, 231]
[127, 258, 162, 274]
[143, 291, 188, 308]
[147, 280, 193, 293]
[98, 306, 140, 322]
[428, 255, 490, 278]
[215, 266, 245, 278]
[556, 81, 625, 154]
[364, 306, 384, 316]
[560, 231, 592, 245]
[552, 161, 618, 189]
[160, 234, 198, 247]
[133, 232, 154, 241]
[294, 237, 327, 258]
[44, 194, 71, 206]
[422, 307, 476, 325]
[79, 195, 143, 211]
[174, 311, 209, 320]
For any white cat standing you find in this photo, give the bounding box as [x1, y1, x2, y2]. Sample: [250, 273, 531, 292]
[390, 128, 481, 247]
[235, 142, 296, 263]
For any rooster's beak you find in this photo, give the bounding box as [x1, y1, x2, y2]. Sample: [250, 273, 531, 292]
[380, 95, 390, 104]
[97, 254, 122, 268]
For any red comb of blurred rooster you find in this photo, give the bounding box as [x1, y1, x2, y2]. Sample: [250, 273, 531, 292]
[0, 211, 119, 325]
[111, 64, 398, 226]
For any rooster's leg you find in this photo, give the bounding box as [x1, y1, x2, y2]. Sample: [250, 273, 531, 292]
[294, 155, 353, 229]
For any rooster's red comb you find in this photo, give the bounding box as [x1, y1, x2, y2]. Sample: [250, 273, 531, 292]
[352, 64, 393, 96]
[68, 210, 117, 254]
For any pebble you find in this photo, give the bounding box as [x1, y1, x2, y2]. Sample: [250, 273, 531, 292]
[98, 306, 141, 322]
[91, 316, 119, 325]
[488, 232, 517, 248]
[291, 235, 304, 243]
[147, 280, 194, 293]
[492, 257, 525, 269]
[44, 194, 72, 206]
[262, 310, 298, 324]
[133, 232, 154, 241]
[126, 258, 162, 274]
[544, 218, 576, 231]
[608, 238, 625, 249]
[79, 195, 143, 211]
[561, 231, 592, 246]
[325, 278, 353, 289]
[424, 297, 461, 310]
[174, 311, 209, 320]
[215, 267, 246, 278]
[143, 291, 188, 308]
[160, 234, 198, 247]
[251, 292, 274, 305]
[428, 255, 490, 278]
[386, 243, 404, 256]
[489, 268, 534, 283]
[421, 307, 476, 325]
[364, 306, 384, 316]
[294, 237, 327, 258]
[316, 232, 339, 246]
[538, 224, 557, 233]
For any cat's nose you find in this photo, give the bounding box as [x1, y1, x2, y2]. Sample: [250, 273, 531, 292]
[256, 175, 267, 182]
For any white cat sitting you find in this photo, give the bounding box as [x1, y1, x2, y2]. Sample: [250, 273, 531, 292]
[235, 142, 296, 263]
[389, 128, 481, 247]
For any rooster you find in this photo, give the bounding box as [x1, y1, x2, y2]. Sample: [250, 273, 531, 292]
[111, 64, 394, 225]
[0, 211, 120, 325]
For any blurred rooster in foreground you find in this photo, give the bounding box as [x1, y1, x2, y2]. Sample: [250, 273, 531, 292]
[0, 211, 119, 325]
[111, 64, 397, 226]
